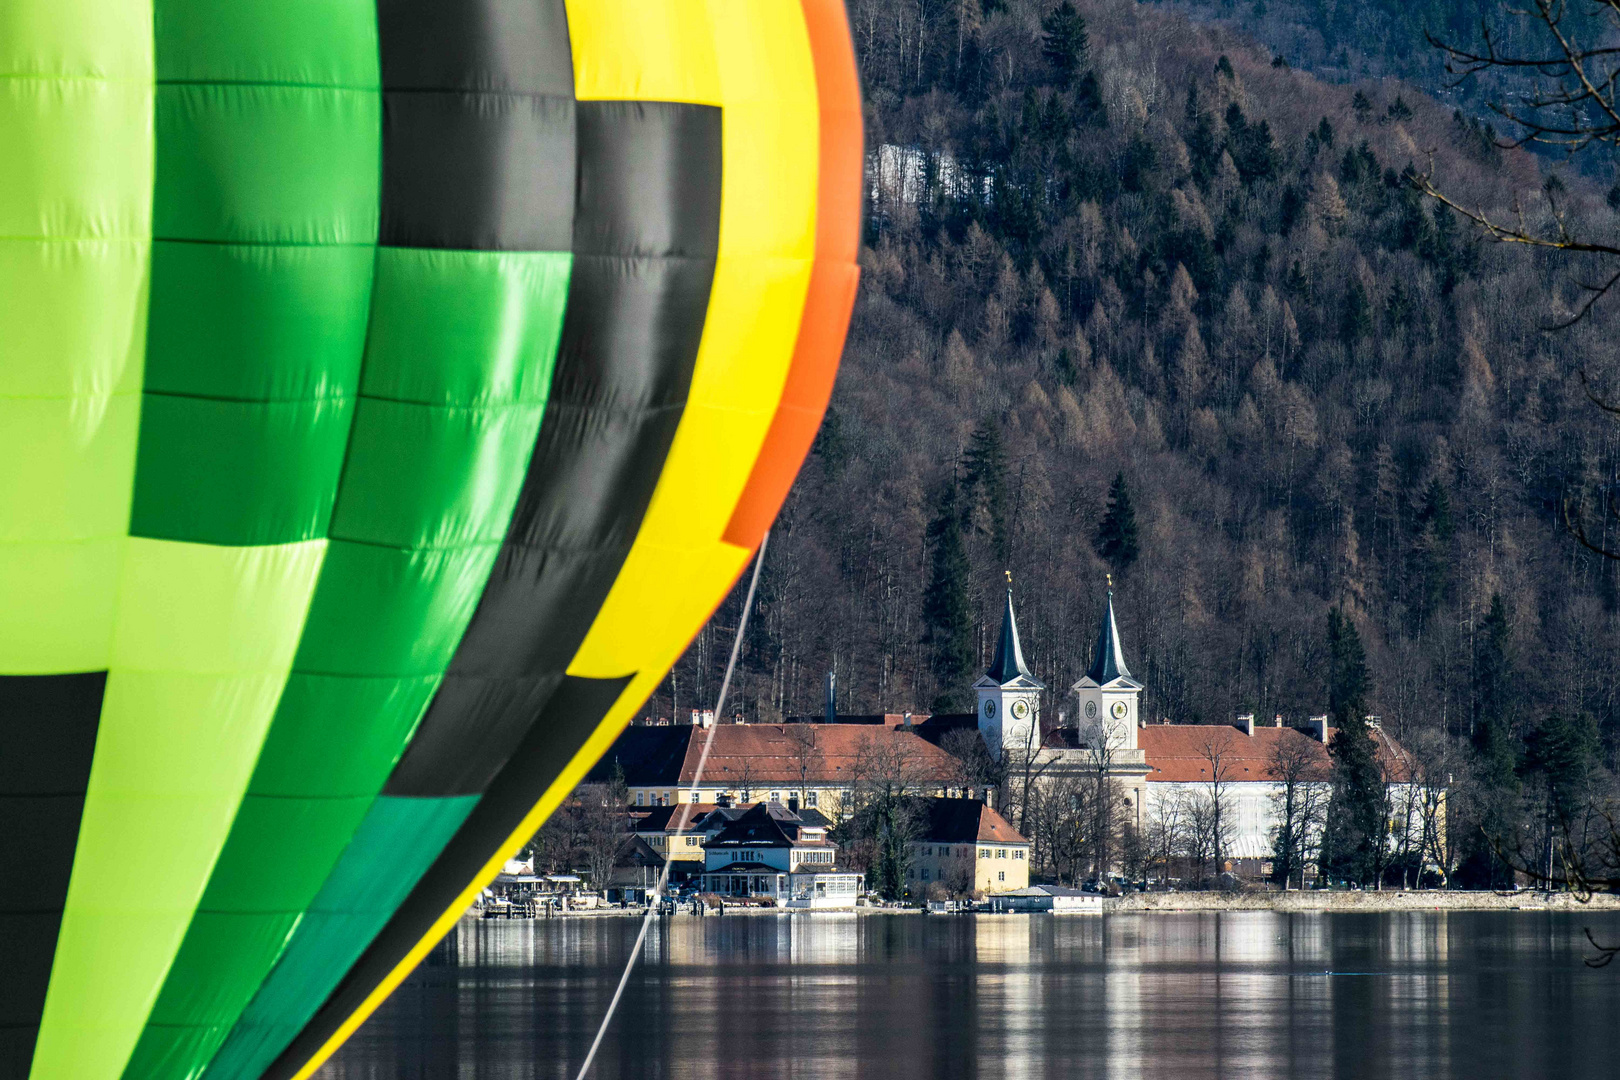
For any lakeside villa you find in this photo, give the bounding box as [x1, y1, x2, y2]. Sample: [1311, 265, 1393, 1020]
[591, 587, 1443, 893]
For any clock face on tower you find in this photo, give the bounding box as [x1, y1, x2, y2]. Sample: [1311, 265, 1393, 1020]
[983, 699, 996, 719]
[1084, 700, 1097, 719]
[1111, 700, 1128, 720]
[1011, 699, 1029, 720]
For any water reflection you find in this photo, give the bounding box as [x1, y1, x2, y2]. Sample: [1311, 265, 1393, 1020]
[321, 910, 1620, 1080]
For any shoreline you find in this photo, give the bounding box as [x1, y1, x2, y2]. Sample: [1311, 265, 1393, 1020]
[471, 889, 1620, 920]
[1107, 889, 1620, 913]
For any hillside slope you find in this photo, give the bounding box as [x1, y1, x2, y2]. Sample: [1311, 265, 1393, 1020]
[650, 0, 1620, 777]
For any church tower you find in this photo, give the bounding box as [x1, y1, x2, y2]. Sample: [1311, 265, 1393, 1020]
[1071, 582, 1144, 753]
[976, 582, 1045, 761]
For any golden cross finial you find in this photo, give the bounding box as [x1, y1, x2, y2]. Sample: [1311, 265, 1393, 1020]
[1005, 569, 1013, 586]
[1106, 572, 1113, 590]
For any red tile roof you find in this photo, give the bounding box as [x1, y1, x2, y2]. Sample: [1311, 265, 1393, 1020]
[631, 804, 719, 833]
[594, 723, 963, 788]
[917, 798, 1029, 844]
[1137, 723, 1411, 782]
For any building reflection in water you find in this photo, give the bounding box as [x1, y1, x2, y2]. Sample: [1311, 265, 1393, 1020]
[321, 910, 1619, 1080]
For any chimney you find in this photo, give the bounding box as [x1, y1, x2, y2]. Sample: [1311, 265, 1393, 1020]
[1308, 715, 1329, 743]
[824, 669, 837, 724]
[1274, 714, 1284, 727]
[788, 794, 800, 812]
[902, 711, 913, 731]
[1236, 713, 1255, 736]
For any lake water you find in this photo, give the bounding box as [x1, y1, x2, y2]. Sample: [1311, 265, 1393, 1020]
[318, 909, 1620, 1079]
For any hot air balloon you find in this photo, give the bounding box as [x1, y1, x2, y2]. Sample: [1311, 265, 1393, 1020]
[0, 1, 861, 1077]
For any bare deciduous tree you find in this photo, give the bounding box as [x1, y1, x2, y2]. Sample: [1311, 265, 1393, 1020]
[784, 722, 823, 808]
[1196, 728, 1239, 879]
[533, 782, 631, 896]
[1142, 793, 1188, 887]
[842, 732, 936, 897]
[1268, 735, 1330, 890]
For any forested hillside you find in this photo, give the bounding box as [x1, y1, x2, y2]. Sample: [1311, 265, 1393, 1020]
[1149, 0, 1513, 102]
[646, 0, 1620, 880]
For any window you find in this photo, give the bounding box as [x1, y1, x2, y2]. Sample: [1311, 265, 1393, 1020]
[807, 791, 819, 807]
[921, 868, 930, 881]
[770, 791, 781, 802]
[980, 849, 990, 860]
[907, 868, 914, 879]
[998, 871, 1005, 882]
[922, 846, 931, 856]
[664, 792, 672, 805]
[1013, 850, 1025, 860]
[636, 791, 645, 806]
[686, 836, 699, 847]
[690, 790, 700, 802]
[996, 849, 1006, 859]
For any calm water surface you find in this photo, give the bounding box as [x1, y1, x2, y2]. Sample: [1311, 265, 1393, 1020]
[319, 910, 1620, 1079]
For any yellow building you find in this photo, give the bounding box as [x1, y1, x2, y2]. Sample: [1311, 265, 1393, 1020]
[630, 803, 715, 864]
[906, 799, 1030, 897]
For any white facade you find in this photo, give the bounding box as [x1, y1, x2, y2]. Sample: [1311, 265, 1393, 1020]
[1138, 780, 1313, 860]
[1070, 588, 1142, 754]
[976, 682, 1042, 760]
[1140, 777, 1439, 863]
[1072, 678, 1142, 752]
[976, 587, 1045, 762]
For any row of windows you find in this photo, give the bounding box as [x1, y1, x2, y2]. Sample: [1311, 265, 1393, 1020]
[910, 867, 1009, 883]
[919, 845, 1028, 860]
[634, 789, 824, 807]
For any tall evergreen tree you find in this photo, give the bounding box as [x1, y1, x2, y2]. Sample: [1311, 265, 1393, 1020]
[1040, 1, 1089, 87]
[1094, 472, 1141, 572]
[1461, 593, 1521, 887]
[1322, 608, 1385, 885]
[923, 481, 975, 711]
[1516, 713, 1598, 887]
[1473, 593, 1515, 759]
[964, 421, 1011, 563]
[1411, 478, 1454, 629]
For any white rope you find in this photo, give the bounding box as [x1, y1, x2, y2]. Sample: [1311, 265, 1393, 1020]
[573, 530, 771, 1080]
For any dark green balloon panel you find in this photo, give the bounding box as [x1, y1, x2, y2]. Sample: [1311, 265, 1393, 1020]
[0, 1, 864, 1079]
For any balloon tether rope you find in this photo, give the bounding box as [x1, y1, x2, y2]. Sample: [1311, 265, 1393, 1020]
[573, 529, 770, 1080]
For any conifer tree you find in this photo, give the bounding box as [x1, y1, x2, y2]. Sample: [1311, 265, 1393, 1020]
[1321, 607, 1385, 885]
[1040, 1, 1088, 87]
[1412, 478, 1454, 629]
[964, 421, 1011, 563]
[1340, 279, 1372, 341]
[1094, 472, 1140, 571]
[1463, 593, 1520, 886]
[923, 481, 975, 710]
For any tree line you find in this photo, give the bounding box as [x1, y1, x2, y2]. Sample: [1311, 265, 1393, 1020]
[646, 0, 1620, 891]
